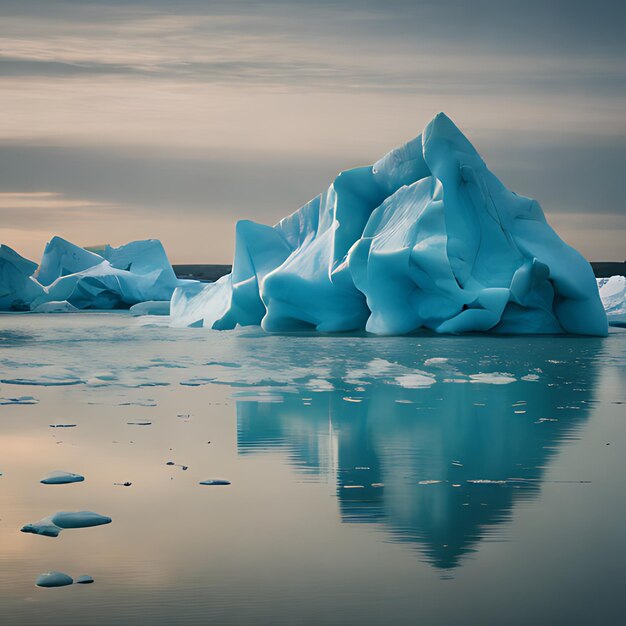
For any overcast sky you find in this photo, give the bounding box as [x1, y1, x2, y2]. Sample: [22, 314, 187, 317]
[0, 0, 624, 262]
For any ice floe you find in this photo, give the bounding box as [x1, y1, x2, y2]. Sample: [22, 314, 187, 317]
[40, 471, 85, 485]
[21, 511, 112, 537]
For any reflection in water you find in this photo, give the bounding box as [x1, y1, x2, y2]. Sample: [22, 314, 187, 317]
[235, 337, 602, 569]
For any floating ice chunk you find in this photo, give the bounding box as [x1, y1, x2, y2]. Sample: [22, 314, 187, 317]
[40, 471, 85, 485]
[172, 113, 607, 336]
[75, 575, 94, 584]
[469, 373, 517, 384]
[49, 423, 77, 428]
[2, 374, 83, 386]
[597, 275, 626, 327]
[130, 300, 170, 316]
[36, 571, 74, 588]
[21, 511, 112, 537]
[199, 479, 231, 486]
[395, 373, 437, 388]
[0, 245, 44, 310]
[31, 300, 79, 313]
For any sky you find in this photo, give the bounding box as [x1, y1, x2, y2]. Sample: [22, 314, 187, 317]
[0, 0, 624, 263]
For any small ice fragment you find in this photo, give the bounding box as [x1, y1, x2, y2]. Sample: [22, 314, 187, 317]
[371, 483, 384, 488]
[199, 479, 231, 486]
[469, 373, 516, 384]
[418, 480, 441, 485]
[424, 357, 449, 366]
[49, 424, 77, 428]
[36, 571, 74, 588]
[522, 374, 539, 382]
[40, 471, 84, 485]
[127, 421, 152, 426]
[114, 482, 132, 487]
[342, 397, 362, 403]
[21, 511, 112, 537]
[75, 575, 94, 584]
[343, 485, 364, 489]
[166, 461, 175, 465]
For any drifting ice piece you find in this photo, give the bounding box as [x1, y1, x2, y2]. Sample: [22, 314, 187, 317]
[597, 276, 626, 327]
[21, 511, 112, 537]
[171, 113, 607, 336]
[36, 571, 74, 588]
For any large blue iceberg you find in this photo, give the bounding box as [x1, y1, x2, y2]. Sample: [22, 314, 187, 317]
[0, 237, 190, 311]
[171, 113, 607, 336]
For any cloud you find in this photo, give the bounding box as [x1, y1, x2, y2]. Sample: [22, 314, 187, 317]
[0, 0, 624, 261]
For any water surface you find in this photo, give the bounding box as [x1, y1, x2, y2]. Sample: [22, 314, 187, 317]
[0, 314, 625, 625]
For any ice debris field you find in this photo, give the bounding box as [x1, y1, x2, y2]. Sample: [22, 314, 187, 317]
[0, 113, 623, 334]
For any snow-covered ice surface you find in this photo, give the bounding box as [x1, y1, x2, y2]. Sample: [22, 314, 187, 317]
[0, 313, 625, 625]
[171, 113, 606, 336]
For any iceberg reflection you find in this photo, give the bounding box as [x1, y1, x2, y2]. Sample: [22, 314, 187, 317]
[235, 336, 602, 569]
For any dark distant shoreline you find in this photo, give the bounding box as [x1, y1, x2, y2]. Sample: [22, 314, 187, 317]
[174, 261, 625, 283]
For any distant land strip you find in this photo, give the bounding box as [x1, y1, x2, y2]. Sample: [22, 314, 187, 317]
[173, 262, 625, 283]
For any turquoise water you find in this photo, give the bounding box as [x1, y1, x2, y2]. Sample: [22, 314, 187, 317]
[0, 314, 625, 625]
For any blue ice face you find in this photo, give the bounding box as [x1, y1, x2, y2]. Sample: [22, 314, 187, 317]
[171, 113, 607, 336]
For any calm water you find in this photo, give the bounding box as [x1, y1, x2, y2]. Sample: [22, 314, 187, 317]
[0, 314, 625, 625]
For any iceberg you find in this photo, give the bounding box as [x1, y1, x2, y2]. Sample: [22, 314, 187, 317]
[40, 470, 85, 485]
[0, 245, 44, 310]
[171, 113, 607, 336]
[597, 275, 626, 327]
[0, 237, 192, 311]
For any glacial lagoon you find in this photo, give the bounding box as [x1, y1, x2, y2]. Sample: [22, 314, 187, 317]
[1, 313, 625, 625]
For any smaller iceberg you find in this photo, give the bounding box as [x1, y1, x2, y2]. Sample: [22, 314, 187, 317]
[40, 471, 85, 485]
[21, 511, 112, 537]
[0, 236, 193, 311]
[597, 276, 626, 327]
